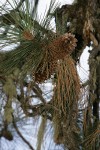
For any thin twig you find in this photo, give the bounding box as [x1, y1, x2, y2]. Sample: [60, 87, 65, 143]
[15, 0, 25, 10]
[32, 84, 46, 104]
[81, 80, 89, 87]
[13, 116, 34, 150]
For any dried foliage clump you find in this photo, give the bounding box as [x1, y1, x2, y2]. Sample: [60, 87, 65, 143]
[83, 123, 100, 149]
[52, 56, 80, 148]
[53, 56, 80, 115]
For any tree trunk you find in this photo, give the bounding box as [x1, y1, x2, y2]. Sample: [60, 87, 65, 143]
[55, 0, 100, 149]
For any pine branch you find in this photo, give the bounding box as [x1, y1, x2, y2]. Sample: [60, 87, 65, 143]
[0, 0, 59, 75]
[32, 84, 46, 104]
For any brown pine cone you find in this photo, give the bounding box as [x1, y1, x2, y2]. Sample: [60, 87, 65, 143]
[47, 33, 77, 61]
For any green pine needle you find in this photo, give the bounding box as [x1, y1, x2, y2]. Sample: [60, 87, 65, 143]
[0, 0, 59, 76]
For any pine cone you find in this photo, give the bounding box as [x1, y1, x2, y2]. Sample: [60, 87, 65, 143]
[22, 30, 34, 40]
[47, 33, 77, 61]
[33, 61, 57, 83]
